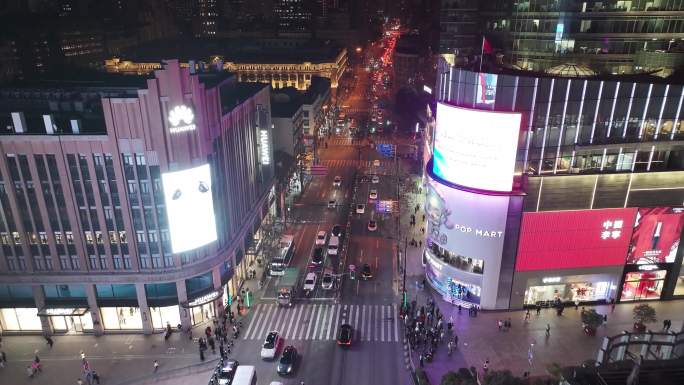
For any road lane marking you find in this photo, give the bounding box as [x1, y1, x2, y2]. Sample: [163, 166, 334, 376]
[272, 304, 286, 334]
[312, 304, 325, 340]
[298, 305, 314, 340]
[244, 303, 261, 338]
[290, 305, 305, 339]
[360, 305, 366, 341]
[393, 304, 399, 342]
[255, 303, 276, 339]
[331, 304, 342, 339]
[376, 306, 381, 342]
[327, 304, 339, 340]
[354, 305, 360, 332]
[286, 305, 303, 339]
[280, 308, 294, 339]
[304, 305, 318, 340]
[316, 305, 330, 340]
[381, 305, 385, 342]
[247, 304, 268, 339]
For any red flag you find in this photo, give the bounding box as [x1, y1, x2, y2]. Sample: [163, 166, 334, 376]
[482, 37, 493, 54]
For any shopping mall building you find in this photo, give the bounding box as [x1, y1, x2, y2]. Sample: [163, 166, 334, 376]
[424, 59, 684, 310]
[0, 60, 276, 334]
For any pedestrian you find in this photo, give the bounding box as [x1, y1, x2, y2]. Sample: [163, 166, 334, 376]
[27, 365, 35, 378]
[422, 214, 425, 222]
[574, 299, 580, 310]
[80, 351, 86, 360]
[45, 335, 54, 348]
[458, 304, 462, 314]
[77, 378, 84, 385]
[525, 309, 531, 322]
[419, 240, 422, 248]
[483, 359, 490, 374]
[153, 360, 159, 372]
[448, 341, 453, 355]
[0, 351, 6, 367]
[208, 336, 216, 353]
[199, 346, 205, 361]
[610, 298, 616, 313]
[419, 354, 424, 367]
[498, 320, 503, 331]
[453, 334, 458, 346]
[536, 305, 542, 315]
[545, 324, 550, 337]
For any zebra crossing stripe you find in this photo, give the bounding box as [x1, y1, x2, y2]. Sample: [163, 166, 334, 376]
[331, 304, 342, 339]
[243, 304, 261, 339]
[304, 305, 317, 340]
[393, 304, 399, 342]
[247, 304, 267, 339]
[326, 305, 338, 340]
[281, 308, 294, 338]
[257, 304, 276, 339]
[312, 305, 324, 340]
[361, 305, 368, 341]
[287, 305, 303, 339]
[354, 305, 360, 333]
[316, 306, 329, 340]
[298, 305, 313, 340]
[380, 306, 385, 342]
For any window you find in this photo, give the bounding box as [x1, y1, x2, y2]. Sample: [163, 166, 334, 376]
[136, 231, 146, 243]
[119, 231, 127, 243]
[12, 231, 21, 245]
[127, 181, 137, 194]
[70, 255, 80, 269]
[123, 254, 131, 269]
[33, 256, 44, 271]
[54, 231, 63, 244]
[140, 255, 151, 269]
[140, 180, 150, 194]
[99, 256, 107, 269]
[6, 257, 17, 271]
[135, 154, 146, 166]
[39, 232, 48, 244]
[17, 257, 26, 270]
[28, 232, 38, 245]
[113, 256, 122, 270]
[95, 231, 104, 244]
[108, 231, 118, 244]
[45, 257, 53, 270]
[152, 254, 161, 268]
[59, 255, 69, 270]
[93, 154, 103, 166]
[65, 231, 74, 244]
[164, 255, 173, 267]
[85, 231, 94, 244]
[0, 232, 9, 245]
[89, 255, 98, 270]
[148, 231, 158, 243]
[123, 154, 134, 166]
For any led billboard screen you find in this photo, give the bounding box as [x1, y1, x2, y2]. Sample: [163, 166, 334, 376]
[627, 207, 684, 264]
[515, 208, 638, 272]
[162, 164, 218, 253]
[432, 103, 521, 192]
[426, 176, 510, 261]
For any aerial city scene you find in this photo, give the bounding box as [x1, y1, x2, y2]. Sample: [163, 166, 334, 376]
[0, 1, 684, 385]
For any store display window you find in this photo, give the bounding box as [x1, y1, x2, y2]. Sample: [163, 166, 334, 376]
[429, 243, 484, 274]
[0, 307, 42, 331]
[524, 280, 611, 306]
[100, 307, 143, 330]
[620, 270, 667, 301]
[50, 313, 94, 333]
[150, 305, 181, 330]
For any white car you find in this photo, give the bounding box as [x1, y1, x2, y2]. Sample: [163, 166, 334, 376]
[369, 189, 378, 200]
[260, 331, 281, 360]
[371, 175, 380, 184]
[356, 204, 365, 214]
[327, 200, 336, 208]
[321, 272, 334, 290]
[315, 230, 327, 246]
[373, 159, 380, 167]
[303, 272, 317, 292]
[333, 176, 342, 187]
[368, 220, 378, 232]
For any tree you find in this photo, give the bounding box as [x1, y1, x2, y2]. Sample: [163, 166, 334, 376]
[483, 370, 526, 385]
[441, 369, 477, 385]
[633, 304, 657, 331]
[581, 309, 604, 335]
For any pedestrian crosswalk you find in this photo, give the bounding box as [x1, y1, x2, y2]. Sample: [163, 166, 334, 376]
[243, 303, 400, 343]
[320, 159, 394, 168]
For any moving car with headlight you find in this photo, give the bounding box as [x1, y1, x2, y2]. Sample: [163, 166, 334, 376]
[321, 271, 334, 290]
[369, 189, 378, 200]
[356, 204, 365, 214]
[333, 176, 342, 187]
[367, 220, 377, 232]
[260, 331, 281, 360]
[315, 230, 327, 246]
[311, 247, 325, 265]
[303, 272, 317, 293]
[371, 175, 380, 184]
[361, 263, 373, 280]
[276, 346, 298, 375]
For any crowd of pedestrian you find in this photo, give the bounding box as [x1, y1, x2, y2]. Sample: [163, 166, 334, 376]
[197, 307, 243, 362]
[402, 298, 457, 368]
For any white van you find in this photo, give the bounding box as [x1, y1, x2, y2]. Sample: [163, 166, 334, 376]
[232, 365, 256, 385]
[327, 236, 340, 256]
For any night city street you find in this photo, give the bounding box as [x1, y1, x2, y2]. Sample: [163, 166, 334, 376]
[2, 2, 684, 385]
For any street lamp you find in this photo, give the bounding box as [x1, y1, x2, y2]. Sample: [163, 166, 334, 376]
[355, 47, 362, 53]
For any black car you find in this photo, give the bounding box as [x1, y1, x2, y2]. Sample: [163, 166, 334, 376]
[361, 263, 373, 280]
[312, 247, 325, 265]
[218, 359, 239, 385]
[331, 224, 343, 238]
[337, 324, 353, 346]
[277, 346, 298, 375]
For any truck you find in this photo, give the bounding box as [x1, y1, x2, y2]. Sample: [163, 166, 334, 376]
[276, 267, 300, 307]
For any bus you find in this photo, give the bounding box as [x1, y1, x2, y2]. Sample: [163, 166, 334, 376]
[270, 234, 295, 276]
[231, 365, 256, 385]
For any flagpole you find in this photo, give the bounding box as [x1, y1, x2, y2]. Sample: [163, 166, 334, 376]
[479, 36, 485, 73]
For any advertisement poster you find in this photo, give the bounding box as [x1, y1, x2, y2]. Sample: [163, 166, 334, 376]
[425, 176, 509, 261]
[515, 208, 638, 271]
[432, 103, 521, 192]
[627, 207, 684, 264]
[476, 73, 498, 106]
[162, 164, 218, 253]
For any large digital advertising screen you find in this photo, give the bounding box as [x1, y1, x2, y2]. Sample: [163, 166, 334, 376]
[426, 176, 510, 261]
[627, 207, 684, 264]
[432, 103, 521, 192]
[476, 73, 498, 106]
[162, 164, 218, 253]
[515, 208, 638, 272]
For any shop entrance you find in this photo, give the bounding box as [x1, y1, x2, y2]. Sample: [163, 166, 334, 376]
[620, 270, 667, 301]
[182, 289, 222, 326]
[38, 307, 92, 334]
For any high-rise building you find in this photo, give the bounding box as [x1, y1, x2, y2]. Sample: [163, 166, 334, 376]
[0, 61, 276, 335]
[275, 0, 312, 33]
[440, 0, 684, 76]
[193, 0, 219, 37]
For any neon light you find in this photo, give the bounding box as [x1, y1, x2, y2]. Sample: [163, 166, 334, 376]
[590, 81, 604, 144]
[574, 80, 587, 144]
[168, 105, 197, 134]
[606, 82, 620, 137]
[538, 78, 555, 173]
[554, 80, 572, 174]
[654, 84, 669, 139]
[672, 87, 684, 140]
[638, 84, 653, 139]
[623, 83, 636, 138]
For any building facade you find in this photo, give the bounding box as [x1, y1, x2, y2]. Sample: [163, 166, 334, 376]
[425, 58, 684, 309]
[104, 47, 347, 90]
[0, 60, 276, 334]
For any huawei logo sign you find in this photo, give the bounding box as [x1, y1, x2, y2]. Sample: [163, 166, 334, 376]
[168, 105, 196, 133]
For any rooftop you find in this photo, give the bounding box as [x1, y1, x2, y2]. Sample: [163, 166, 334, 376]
[117, 38, 343, 64]
[220, 82, 269, 115]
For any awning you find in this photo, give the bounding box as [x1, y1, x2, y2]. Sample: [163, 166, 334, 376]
[38, 306, 89, 317]
[181, 290, 222, 308]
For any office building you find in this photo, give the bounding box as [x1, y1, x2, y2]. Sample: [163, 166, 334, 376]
[424, 58, 684, 310]
[0, 60, 276, 334]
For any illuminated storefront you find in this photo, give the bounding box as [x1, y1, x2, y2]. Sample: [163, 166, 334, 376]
[39, 307, 93, 333]
[620, 268, 668, 301]
[523, 275, 615, 306]
[0, 307, 42, 331]
[101, 307, 143, 330]
[150, 306, 181, 330]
